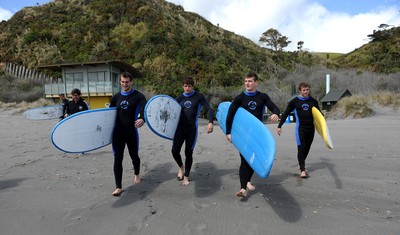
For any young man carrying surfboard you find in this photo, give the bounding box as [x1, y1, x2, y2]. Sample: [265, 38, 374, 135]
[277, 82, 321, 178]
[226, 73, 280, 197]
[109, 72, 147, 196]
[64, 88, 89, 117]
[172, 77, 214, 186]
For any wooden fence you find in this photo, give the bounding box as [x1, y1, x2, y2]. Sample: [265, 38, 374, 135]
[1, 62, 53, 83]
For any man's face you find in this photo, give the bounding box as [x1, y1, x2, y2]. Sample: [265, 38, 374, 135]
[120, 77, 132, 92]
[244, 77, 258, 92]
[71, 93, 80, 102]
[183, 83, 193, 94]
[299, 86, 310, 98]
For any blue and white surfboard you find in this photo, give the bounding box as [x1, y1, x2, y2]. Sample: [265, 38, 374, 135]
[51, 108, 117, 153]
[217, 102, 276, 178]
[144, 95, 181, 140]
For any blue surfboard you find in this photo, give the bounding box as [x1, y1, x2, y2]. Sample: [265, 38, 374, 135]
[216, 102, 276, 178]
[144, 95, 181, 140]
[51, 108, 117, 153]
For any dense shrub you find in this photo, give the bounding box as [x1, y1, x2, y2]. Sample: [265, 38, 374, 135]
[0, 75, 44, 103]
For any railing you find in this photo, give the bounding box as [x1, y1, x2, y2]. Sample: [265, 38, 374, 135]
[45, 82, 114, 96]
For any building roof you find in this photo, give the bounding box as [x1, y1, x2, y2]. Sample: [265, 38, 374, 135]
[321, 89, 352, 102]
[36, 61, 142, 78]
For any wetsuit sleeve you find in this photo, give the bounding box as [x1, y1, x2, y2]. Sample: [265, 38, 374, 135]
[200, 94, 214, 124]
[65, 101, 71, 115]
[278, 100, 294, 128]
[265, 96, 280, 115]
[109, 95, 117, 108]
[313, 99, 322, 115]
[138, 94, 147, 121]
[225, 100, 240, 135]
[83, 101, 90, 110]
[62, 100, 68, 114]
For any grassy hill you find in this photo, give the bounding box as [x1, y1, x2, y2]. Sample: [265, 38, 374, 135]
[0, 0, 291, 95]
[334, 26, 400, 73]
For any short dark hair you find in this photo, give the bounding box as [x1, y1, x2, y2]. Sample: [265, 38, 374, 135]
[298, 82, 310, 91]
[245, 73, 258, 81]
[182, 76, 194, 86]
[121, 71, 133, 81]
[71, 88, 81, 95]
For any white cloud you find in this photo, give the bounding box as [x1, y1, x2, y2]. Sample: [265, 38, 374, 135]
[166, 0, 400, 53]
[0, 7, 13, 21]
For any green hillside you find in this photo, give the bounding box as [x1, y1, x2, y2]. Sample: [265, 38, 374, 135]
[0, 0, 290, 94]
[334, 26, 400, 73]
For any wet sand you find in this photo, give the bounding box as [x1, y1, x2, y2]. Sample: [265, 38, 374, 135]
[0, 108, 399, 235]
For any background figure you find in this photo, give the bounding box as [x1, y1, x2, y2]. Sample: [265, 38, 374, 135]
[226, 73, 280, 197]
[58, 93, 69, 120]
[109, 72, 147, 196]
[277, 82, 320, 178]
[172, 76, 214, 186]
[64, 88, 89, 117]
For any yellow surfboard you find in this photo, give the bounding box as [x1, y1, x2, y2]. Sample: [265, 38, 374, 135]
[312, 107, 333, 149]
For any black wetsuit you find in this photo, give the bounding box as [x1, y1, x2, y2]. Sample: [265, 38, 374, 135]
[110, 89, 147, 189]
[278, 95, 320, 172]
[172, 91, 213, 177]
[226, 91, 280, 190]
[65, 98, 89, 115]
[60, 98, 69, 120]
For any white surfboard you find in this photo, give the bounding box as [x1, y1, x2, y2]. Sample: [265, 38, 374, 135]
[144, 95, 181, 140]
[23, 105, 63, 120]
[50, 108, 117, 153]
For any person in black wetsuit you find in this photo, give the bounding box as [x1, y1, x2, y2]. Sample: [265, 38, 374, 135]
[64, 89, 89, 117]
[109, 72, 147, 196]
[58, 93, 69, 120]
[226, 73, 280, 197]
[172, 77, 214, 186]
[277, 82, 321, 178]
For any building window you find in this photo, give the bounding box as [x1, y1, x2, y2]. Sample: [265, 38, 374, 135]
[88, 71, 108, 83]
[65, 72, 84, 92]
[88, 71, 110, 93]
[65, 72, 83, 83]
[112, 72, 120, 93]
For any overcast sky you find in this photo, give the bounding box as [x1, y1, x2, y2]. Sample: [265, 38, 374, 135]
[165, 0, 400, 53]
[1, 0, 399, 53]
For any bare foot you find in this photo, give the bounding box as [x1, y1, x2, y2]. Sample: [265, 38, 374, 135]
[112, 188, 123, 196]
[132, 174, 141, 184]
[247, 182, 255, 191]
[177, 166, 184, 181]
[300, 171, 308, 178]
[182, 176, 190, 186]
[236, 189, 247, 197]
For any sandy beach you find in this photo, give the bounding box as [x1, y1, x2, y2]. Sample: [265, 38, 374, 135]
[0, 108, 399, 235]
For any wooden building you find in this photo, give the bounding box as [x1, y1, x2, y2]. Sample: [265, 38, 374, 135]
[321, 89, 352, 111]
[37, 61, 141, 109]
